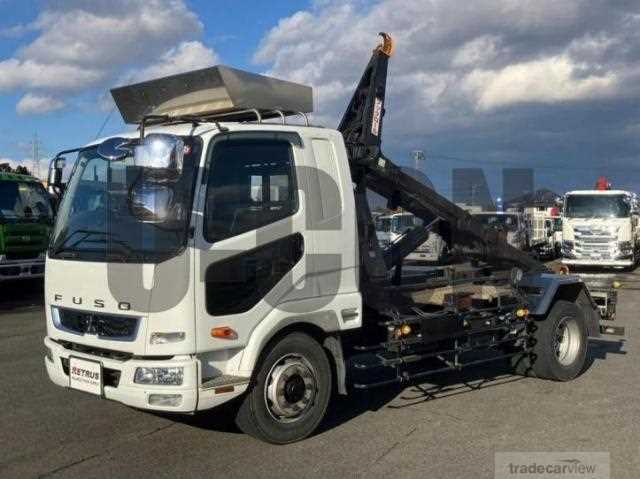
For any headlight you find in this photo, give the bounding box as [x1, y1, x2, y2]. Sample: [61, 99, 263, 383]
[561, 240, 575, 258]
[134, 367, 183, 385]
[618, 241, 632, 252]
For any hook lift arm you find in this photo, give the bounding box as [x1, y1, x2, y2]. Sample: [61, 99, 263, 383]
[337, 33, 547, 285]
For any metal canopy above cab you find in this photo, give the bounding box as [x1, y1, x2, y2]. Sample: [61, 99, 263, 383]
[110, 65, 314, 124]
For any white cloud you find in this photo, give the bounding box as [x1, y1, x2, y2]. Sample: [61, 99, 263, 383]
[0, 0, 217, 115]
[452, 36, 500, 68]
[132, 41, 219, 82]
[463, 55, 617, 111]
[16, 93, 65, 115]
[0, 21, 37, 38]
[254, 0, 639, 133]
[0, 59, 102, 92]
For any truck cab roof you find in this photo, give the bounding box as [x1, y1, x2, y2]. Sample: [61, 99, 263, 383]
[0, 172, 40, 183]
[565, 190, 631, 196]
[88, 121, 331, 150]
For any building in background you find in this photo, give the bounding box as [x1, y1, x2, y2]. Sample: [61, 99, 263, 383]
[452, 168, 495, 211]
[503, 168, 534, 205]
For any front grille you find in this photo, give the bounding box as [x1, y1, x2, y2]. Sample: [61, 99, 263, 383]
[0, 266, 21, 276]
[56, 308, 139, 340]
[578, 243, 612, 251]
[574, 226, 616, 237]
[4, 251, 40, 261]
[60, 357, 121, 388]
[577, 236, 615, 244]
[56, 339, 134, 361]
[5, 234, 45, 247]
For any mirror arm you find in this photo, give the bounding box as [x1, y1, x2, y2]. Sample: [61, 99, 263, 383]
[139, 115, 170, 140]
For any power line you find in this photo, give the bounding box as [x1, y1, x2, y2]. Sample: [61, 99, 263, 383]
[424, 151, 640, 172]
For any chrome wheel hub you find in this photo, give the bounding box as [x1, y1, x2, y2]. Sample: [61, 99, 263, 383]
[554, 316, 581, 366]
[265, 354, 317, 422]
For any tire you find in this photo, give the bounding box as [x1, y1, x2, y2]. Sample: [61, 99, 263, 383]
[235, 332, 332, 444]
[511, 300, 588, 381]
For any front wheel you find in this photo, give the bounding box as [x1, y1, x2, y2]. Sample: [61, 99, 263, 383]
[511, 300, 588, 381]
[235, 332, 332, 444]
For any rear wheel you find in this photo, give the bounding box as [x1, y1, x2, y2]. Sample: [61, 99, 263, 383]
[511, 300, 588, 381]
[235, 332, 332, 444]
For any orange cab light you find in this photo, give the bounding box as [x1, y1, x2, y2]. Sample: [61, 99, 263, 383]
[211, 327, 238, 340]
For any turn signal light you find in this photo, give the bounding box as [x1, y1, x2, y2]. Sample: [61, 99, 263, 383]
[211, 327, 238, 340]
[612, 281, 621, 289]
[393, 324, 413, 339]
[516, 308, 529, 318]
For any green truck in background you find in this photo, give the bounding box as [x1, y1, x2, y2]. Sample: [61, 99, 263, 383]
[0, 172, 53, 281]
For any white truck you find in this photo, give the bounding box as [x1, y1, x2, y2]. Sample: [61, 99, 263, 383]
[375, 211, 445, 262]
[561, 190, 638, 268]
[546, 216, 563, 258]
[472, 211, 529, 251]
[44, 34, 609, 444]
[375, 211, 417, 249]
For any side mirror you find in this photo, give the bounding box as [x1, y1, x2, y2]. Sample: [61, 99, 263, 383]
[97, 137, 132, 161]
[47, 156, 66, 192]
[134, 134, 184, 175]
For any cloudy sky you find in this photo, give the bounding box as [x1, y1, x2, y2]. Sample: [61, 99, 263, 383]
[1, 0, 640, 198]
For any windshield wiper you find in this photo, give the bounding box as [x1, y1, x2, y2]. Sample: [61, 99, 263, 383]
[59, 229, 149, 261]
[52, 229, 111, 255]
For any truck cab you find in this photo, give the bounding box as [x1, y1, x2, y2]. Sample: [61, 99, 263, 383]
[472, 211, 528, 250]
[375, 212, 417, 249]
[0, 172, 53, 280]
[44, 118, 362, 414]
[561, 190, 638, 268]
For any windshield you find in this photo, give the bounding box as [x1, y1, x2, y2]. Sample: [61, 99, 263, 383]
[376, 217, 392, 232]
[375, 214, 417, 234]
[474, 214, 519, 231]
[49, 136, 201, 262]
[0, 181, 53, 222]
[564, 194, 630, 219]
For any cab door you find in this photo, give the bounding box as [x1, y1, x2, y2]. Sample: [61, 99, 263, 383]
[192, 131, 314, 355]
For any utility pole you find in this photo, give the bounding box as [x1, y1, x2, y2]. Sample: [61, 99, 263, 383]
[32, 133, 39, 178]
[411, 150, 425, 173]
[29, 133, 46, 179]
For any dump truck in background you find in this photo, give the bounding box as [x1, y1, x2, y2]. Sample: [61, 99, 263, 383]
[43, 33, 618, 444]
[0, 172, 53, 281]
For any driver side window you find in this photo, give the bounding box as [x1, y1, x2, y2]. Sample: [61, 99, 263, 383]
[204, 137, 298, 242]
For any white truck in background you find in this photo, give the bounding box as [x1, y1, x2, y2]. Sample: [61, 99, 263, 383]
[472, 211, 529, 251]
[546, 216, 563, 258]
[375, 211, 446, 263]
[375, 211, 416, 250]
[561, 189, 638, 268]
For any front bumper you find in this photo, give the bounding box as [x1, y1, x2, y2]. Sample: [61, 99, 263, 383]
[0, 259, 44, 281]
[562, 258, 633, 267]
[44, 337, 246, 413]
